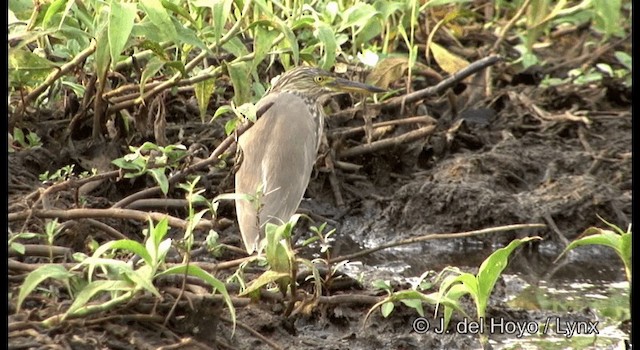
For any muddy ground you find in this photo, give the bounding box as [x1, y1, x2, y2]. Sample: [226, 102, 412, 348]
[8, 28, 631, 350]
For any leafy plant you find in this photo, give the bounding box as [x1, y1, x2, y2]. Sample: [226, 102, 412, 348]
[16, 217, 236, 329]
[8, 230, 40, 255]
[111, 142, 188, 194]
[435, 236, 541, 345]
[364, 273, 464, 326]
[10, 127, 42, 151]
[556, 216, 631, 282]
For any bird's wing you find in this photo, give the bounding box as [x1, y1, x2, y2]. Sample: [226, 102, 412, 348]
[235, 93, 318, 253]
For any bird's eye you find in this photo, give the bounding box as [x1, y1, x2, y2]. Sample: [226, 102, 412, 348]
[314, 76, 324, 83]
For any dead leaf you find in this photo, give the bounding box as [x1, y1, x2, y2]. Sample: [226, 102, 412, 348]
[429, 42, 470, 77]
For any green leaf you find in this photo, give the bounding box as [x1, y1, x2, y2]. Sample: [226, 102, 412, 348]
[476, 237, 541, 317]
[108, 1, 136, 68]
[160, 0, 195, 25]
[227, 62, 252, 105]
[381, 301, 394, 317]
[314, 23, 336, 70]
[195, 78, 216, 122]
[592, 0, 624, 38]
[164, 60, 187, 77]
[372, 279, 392, 292]
[140, 56, 166, 96]
[224, 118, 238, 135]
[173, 18, 209, 53]
[17, 265, 74, 311]
[140, 0, 178, 43]
[86, 239, 152, 278]
[558, 228, 630, 281]
[239, 270, 290, 296]
[42, 0, 67, 28]
[94, 13, 111, 80]
[9, 49, 58, 87]
[211, 105, 233, 122]
[221, 36, 250, 58]
[64, 280, 134, 317]
[338, 3, 379, 32]
[615, 51, 632, 71]
[124, 267, 161, 296]
[400, 298, 425, 317]
[252, 24, 280, 73]
[147, 168, 169, 194]
[212, 0, 233, 46]
[10, 242, 26, 255]
[235, 102, 257, 123]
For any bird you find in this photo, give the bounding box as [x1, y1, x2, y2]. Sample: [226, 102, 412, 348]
[234, 66, 385, 254]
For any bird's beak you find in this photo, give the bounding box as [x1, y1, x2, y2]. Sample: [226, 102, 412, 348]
[331, 77, 386, 94]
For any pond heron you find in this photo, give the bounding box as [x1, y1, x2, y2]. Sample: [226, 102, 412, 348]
[235, 66, 385, 253]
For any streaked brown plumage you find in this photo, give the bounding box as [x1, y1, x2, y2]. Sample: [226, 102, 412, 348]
[235, 66, 385, 253]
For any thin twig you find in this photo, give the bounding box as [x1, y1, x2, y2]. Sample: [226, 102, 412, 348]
[328, 223, 547, 263]
[8, 208, 213, 230]
[330, 115, 436, 139]
[338, 125, 436, 158]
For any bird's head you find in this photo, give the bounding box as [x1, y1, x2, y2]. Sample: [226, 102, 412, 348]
[270, 66, 385, 99]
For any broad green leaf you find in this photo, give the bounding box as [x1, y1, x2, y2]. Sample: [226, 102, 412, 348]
[94, 14, 111, 81]
[85, 239, 151, 280]
[42, 0, 67, 28]
[10, 242, 26, 255]
[160, 0, 194, 25]
[372, 279, 392, 291]
[476, 237, 541, 315]
[173, 18, 209, 52]
[164, 60, 187, 77]
[140, 56, 166, 96]
[212, 0, 233, 46]
[400, 298, 425, 317]
[212, 105, 233, 122]
[108, 1, 136, 68]
[252, 24, 280, 73]
[147, 168, 169, 194]
[239, 270, 290, 296]
[227, 62, 252, 105]
[615, 51, 632, 70]
[195, 78, 216, 122]
[64, 280, 134, 317]
[224, 118, 238, 135]
[592, 0, 624, 38]
[140, 0, 178, 42]
[338, 3, 379, 33]
[221, 36, 250, 58]
[147, 217, 170, 257]
[381, 301, 394, 317]
[314, 23, 336, 70]
[438, 283, 470, 330]
[558, 228, 630, 281]
[124, 267, 161, 296]
[132, 18, 166, 43]
[235, 102, 257, 123]
[17, 265, 74, 311]
[9, 49, 58, 87]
